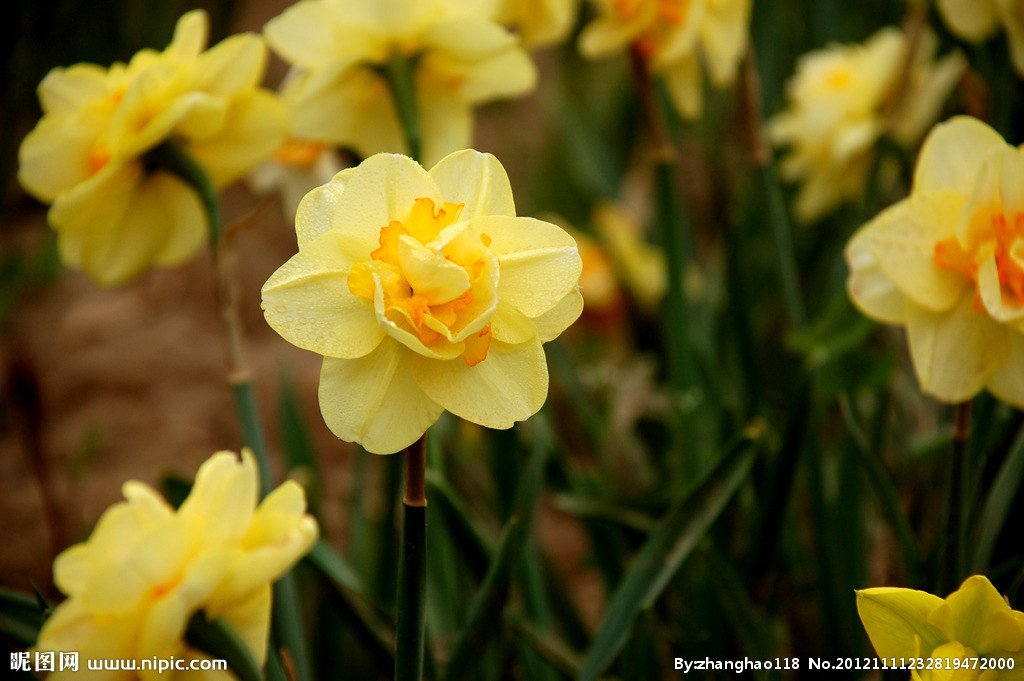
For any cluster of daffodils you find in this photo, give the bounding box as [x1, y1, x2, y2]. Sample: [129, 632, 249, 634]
[769, 26, 965, 223]
[579, 0, 752, 120]
[262, 150, 583, 454]
[34, 451, 318, 680]
[263, 0, 537, 166]
[846, 116, 1024, 407]
[858, 575, 1024, 678]
[938, 0, 1024, 77]
[18, 10, 286, 286]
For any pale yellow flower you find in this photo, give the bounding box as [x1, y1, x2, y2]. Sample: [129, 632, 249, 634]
[490, 0, 581, 48]
[35, 450, 319, 681]
[18, 10, 287, 286]
[578, 0, 752, 119]
[261, 150, 583, 454]
[769, 26, 965, 223]
[845, 116, 1024, 406]
[857, 575, 1024, 680]
[263, 0, 537, 166]
[938, 0, 1024, 77]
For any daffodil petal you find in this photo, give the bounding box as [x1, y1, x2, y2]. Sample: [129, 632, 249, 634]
[986, 332, 1024, 409]
[856, 587, 947, 660]
[937, 0, 1000, 41]
[412, 337, 548, 429]
[18, 107, 109, 202]
[929, 575, 1024, 654]
[866, 191, 968, 312]
[185, 89, 287, 187]
[491, 300, 537, 344]
[662, 53, 704, 121]
[37, 63, 111, 114]
[533, 287, 584, 342]
[846, 220, 908, 324]
[319, 343, 444, 454]
[192, 33, 267, 96]
[50, 164, 205, 286]
[471, 215, 582, 317]
[216, 585, 271, 665]
[415, 70, 473, 166]
[428, 149, 516, 219]
[262, 231, 384, 359]
[905, 296, 1012, 403]
[914, 116, 1006, 196]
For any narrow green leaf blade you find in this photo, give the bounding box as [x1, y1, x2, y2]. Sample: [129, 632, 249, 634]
[184, 612, 263, 681]
[579, 427, 762, 681]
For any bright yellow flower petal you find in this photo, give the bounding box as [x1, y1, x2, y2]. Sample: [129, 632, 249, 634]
[192, 32, 267, 97]
[263, 1, 372, 69]
[262, 231, 385, 359]
[699, 0, 750, 86]
[997, 0, 1024, 76]
[218, 585, 271, 666]
[857, 586, 947, 660]
[846, 223, 909, 325]
[662, 53, 704, 120]
[168, 9, 209, 59]
[37, 63, 111, 115]
[533, 287, 584, 342]
[185, 89, 286, 187]
[914, 117, 1006, 196]
[493, 0, 579, 48]
[905, 296, 1013, 403]
[178, 452, 259, 545]
[474, 214, 584, 317]
[18, 107, 109, 202]
[415, 70, 474, 165]
[50, 164, 206, 286]
[929, 575, 1024, 655]
[412, 337, 548, 429]
[428, 149, 516, 219]
[866, 191, 968, 312]
[319, 343, 445, 454]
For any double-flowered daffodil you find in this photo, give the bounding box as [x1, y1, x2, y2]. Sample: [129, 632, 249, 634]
[34, 450, 319, 681]
[18, 10, 287, 286]
[857, 575, 1024, 679]
[261, 150, 583, 454]
[578, 0, 752, 120]
[846, 116, 1024, 407]
[938, 0, 1024, 78]
[769, 26, 965, 223]
[263, 0, 537, 166]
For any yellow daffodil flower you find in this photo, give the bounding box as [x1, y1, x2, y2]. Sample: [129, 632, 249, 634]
[857, 575, 1024, 679]
[261, 150, 583, 454]
[18, 10, 287, 286]
[490, 0, 581, 48]
[262, 0, 537, 166]
[845, 116, 1024, 407]
[769, 26, 965, 223]
[938, 0, 1024, 77]
[578, 0, 752, 120]
[34, 450, 319, 681]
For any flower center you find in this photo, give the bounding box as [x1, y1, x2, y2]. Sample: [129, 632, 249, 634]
[273, 138, 326, 168]
[347, 197, 495, 366]
[935, 210, 1024, 308]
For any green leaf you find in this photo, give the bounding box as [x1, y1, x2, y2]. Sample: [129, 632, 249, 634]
[972, 422, 1024, 572]
[0, 588, 45, 648]
[578, 425, 763, 681]
[304, 540, 396, 656]
[184, 611, 263, 681]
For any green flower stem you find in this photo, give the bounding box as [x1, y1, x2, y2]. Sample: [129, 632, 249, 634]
[627, 45, 701, 475]
[151, 140, 310, 681]
[396, 434, 428, 681]
[385, 52, 423, 163]
[943, 401, 971, 592]
[740, 52, 806, 330]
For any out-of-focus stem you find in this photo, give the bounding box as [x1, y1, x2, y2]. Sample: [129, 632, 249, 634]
[739, 49, 806, 330]
[944, 401, 971, 592]
[153, 140, 310, 681]
[385, 53, 423, 163]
